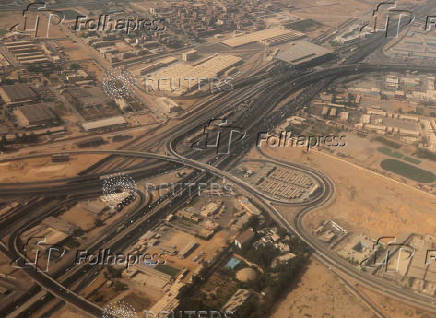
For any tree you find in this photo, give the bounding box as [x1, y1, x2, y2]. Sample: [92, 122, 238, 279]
[70, 63, 80, 70]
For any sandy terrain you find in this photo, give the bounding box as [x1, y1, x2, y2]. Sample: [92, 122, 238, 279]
[271, 258, 372, 318]
[333, 134, 436, 174]
[0, 11, 64, 39]
[61, 206, 97, 231]
[58, 308, 91, 318]
[359, 285, 435, 318]
[259, 146, 436, 239]
[162, 227, 230, 280]
[57, 39, 94, 61]
[289, 0, 377, 27]
[0, 155, 107, 183]
[272, 257, 434, 318]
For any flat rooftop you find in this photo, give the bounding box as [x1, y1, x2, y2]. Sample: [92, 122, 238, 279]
[276, 40, 333, 65]
[82, 116, 127, 131]
[0, 84, 38, 103]
[222, 28, 302, 48]
[15, 103, 56, 124]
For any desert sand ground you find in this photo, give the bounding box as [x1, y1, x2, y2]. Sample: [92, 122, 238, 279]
[272, 257, 433, 318]
[289, 0, 377, 27]
[0, 155, 106, 182]
[359, 285, 436, 318]
[271, 258, 373, 318]
[258, 146, 436, 242]
[0, 11, 65, 39]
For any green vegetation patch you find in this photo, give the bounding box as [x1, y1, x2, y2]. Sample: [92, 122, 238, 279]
[377, 147, 421, 165]
[373, 136, 402, 148]
[415, 149, 436, 162]
[155, 264, 180, 277]
[404, 157, 421, 165]
[377, 147, 403, 159]
[380, 159, 436, 183]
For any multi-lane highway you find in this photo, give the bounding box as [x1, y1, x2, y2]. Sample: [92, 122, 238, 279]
[2, 136, 436, 315]
[5, 42, 436, 317]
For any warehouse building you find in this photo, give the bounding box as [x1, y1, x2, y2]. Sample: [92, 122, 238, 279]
[222, 28, 304, 48]
[276, 40, 334, 67]
[222, 289, 253, 314]
[234, 229, 255, 249]
[13, 103, 58, 128]
[81, 116, 127, 131]
[63, 87, 109, 106]
[4, 40, 51, 65]
[182, 49, 198, 62]
[0, 84, 38, 106]
[146, 54, 241, 95]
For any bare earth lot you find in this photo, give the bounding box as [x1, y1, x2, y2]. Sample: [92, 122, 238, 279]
[271, 258, 372, 318]
[258, 146, 436, 243]
[0, 155, 106, 183]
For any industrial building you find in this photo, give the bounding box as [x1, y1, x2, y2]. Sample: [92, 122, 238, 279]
[63, 87, 109, 106]
[234, 229, 255, 249]
[0, 52, 10, 69]
[146, 54, 242, 95]
[81, 116, 127, 131]
[179, 241, 198, 259]
[13, 103, 58, 128]
[4, 40, 51, 65]
[0, 84, 38, 106]
[222, 28, 304, 48]
[276, 40, 334, 67]
[182, 49, 198, 62]
[239, 197, 262, 216]
[140, 57, 177, 75]
[387, 31, 436, 59]
[222, 289, 253, 314]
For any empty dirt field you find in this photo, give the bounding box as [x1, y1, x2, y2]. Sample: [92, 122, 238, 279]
[271, 258, 372, 318]
[0, 154, 107, 182]
[289, 0, 377, 27]
[258, 146, 436, 239]
[272, 257, 434, 318]
[0, 11, 65, 39]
